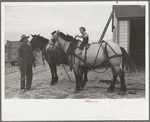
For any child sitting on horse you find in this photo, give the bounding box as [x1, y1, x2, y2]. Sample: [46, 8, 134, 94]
[75, 27, 89, 52]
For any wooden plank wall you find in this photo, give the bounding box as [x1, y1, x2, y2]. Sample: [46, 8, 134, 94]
[6, 41, 38, 62]
[7, 41, 11, 60]
[6, 41, 22, 61]
[11, 41, 22, 60]
[118, 19, 129, 52]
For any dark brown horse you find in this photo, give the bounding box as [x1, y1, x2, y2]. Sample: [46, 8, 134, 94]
[30, 34, 88, 85]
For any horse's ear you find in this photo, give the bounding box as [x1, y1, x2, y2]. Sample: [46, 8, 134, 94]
[57, 30, 60, 35]
[38, 34, 40, 36]
[31, 34, 34, 37]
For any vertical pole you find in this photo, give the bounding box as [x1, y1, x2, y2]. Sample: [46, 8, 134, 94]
[99, 10, 114, 42]
[7, 41, 11, 60]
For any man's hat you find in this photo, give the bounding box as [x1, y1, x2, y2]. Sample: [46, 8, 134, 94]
[20, 34, 29, 42]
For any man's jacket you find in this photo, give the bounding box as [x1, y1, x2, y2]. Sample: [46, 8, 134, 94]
[17, 43, 35, 70]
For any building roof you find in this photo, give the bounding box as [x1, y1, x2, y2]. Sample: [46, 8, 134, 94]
[114, 5, 145, 18]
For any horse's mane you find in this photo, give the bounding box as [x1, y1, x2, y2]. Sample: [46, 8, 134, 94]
[36, 35, 49, 43]
[59, 32, 81, 42]
[58, 32, 82, 58]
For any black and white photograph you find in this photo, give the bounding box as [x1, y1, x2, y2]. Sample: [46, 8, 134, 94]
[2, 1, 149, 121]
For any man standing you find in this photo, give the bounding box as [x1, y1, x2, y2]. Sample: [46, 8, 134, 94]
[17, 34, 36, 92]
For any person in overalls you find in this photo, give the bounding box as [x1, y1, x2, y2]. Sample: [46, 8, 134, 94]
[75, 27, 89, 54]
[17, 35, 36, 92]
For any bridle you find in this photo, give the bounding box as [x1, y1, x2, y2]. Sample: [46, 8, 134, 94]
[31, 35, 39, 50]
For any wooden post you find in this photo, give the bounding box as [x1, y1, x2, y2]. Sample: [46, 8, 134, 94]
[98, 10, 114, 42]
[7, 41, 11, 60]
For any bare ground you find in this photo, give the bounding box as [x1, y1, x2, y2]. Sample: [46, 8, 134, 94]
[4, 61, 145, 99]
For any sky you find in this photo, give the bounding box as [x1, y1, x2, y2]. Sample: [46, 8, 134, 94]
[4, 2, 113, 43]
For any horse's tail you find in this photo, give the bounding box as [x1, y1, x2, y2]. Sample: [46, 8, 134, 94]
[120, 47, 137, 73]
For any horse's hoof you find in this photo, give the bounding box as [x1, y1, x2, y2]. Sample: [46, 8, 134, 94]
[54, 78, 58, 83]
[118, 91, 126, 95]
[50, 83, 55, 85]
[85, 80, 88, 82]
[54, 81, 58, 83]
[73, 90, 79, 93]
[81, 84, 85, 89]
[107, 89, 114, 93]
[80, 87, 84, 91]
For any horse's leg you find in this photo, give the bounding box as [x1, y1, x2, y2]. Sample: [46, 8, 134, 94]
[110, 64, 126, 95]
[73, 66, 84, 93]
[118, 71, 127, 95]
[73, 73, 81, 93]
[50, 53, 58, 83]
[45, 53, 55, 85]
[78, 67, 85, 90]
[83, 69, 88, 82]
[82, 68, 88, 90]
[107, 66, 118, 92]
[48, 54, 58, 85]
[48, 62, 55, 85]
[82, 71, 87, 89]
[53, 62, 58, 83]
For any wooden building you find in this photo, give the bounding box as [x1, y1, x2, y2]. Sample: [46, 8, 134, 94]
[112, 5, 145, 66]
[5, 40, 37, 65]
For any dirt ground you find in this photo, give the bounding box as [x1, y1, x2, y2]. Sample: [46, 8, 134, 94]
[4, 60, 145, 99]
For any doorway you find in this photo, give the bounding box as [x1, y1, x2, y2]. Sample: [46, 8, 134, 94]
[130, 18, 145, 68]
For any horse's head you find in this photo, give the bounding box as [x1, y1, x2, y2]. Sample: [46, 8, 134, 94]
[30, 34, 40, 50]
[50, 30, 75, 52]
[51, 30, 74, 43]
[49, 30, 62, 50]
[51, 30, 60, 43]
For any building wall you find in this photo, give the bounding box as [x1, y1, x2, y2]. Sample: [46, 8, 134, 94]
[115, 5, 145, 18]
[113, 5, 145, 54]
[113, 16, 129, 53]
[118, 19, 129, 52]
[7, 41, 22, 60]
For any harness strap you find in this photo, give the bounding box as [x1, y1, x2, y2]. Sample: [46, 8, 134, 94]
[92, 41, 103, 67]
[74, 41, 123, 70]
[105, 41, 119, 56]
[84, 47, 88, 66]
[74, 54, 88, 65]
[104, 42, 109, 64]
[74, 53, 105, 69]
[108, 54, 123, 59]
